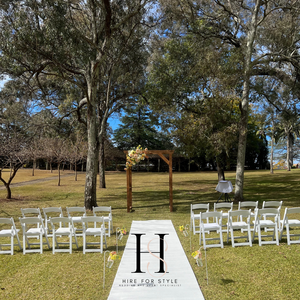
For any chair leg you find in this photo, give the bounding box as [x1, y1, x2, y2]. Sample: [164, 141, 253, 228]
[23, 235, 26, 255]
[202, 230, 206, 249]
[39, 233, 43, 254]
[69, 233, 72, 254]
[83, 234, 86, 254]
[220, 229, 224, 248]
[286, 225, 290, 246]
[11, 235, 14, 255]
[53, 233, 55, 254]
[275, 224, 279, 246]
[248, 226, 252, 247]
[258, 226, 262, 246]
[230, 228, 235, 247]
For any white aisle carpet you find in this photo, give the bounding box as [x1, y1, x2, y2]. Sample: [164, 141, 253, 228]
[107, 220, 205, 300]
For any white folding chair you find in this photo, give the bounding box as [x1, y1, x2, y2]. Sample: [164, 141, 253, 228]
[280, 207, 300, 245]
[214, 202, 233, 232]
[227, 210, 252, 247]
[262, 201, 282, 232]
[252, 208, 280, 246]
[50, 217, 78, 254]
[21, 208, 44, 236]
[238, 201, 258, 232]
[42, 207, 64, 237]
[199, 211, 223, 249]
[93, 206, 113, 237]
[0, 218, 22, 255]
[190, 203, 209, 235]
[81, 216, 107, 254]
[19, 217, 50, 254]
[66, 207, 86, 237]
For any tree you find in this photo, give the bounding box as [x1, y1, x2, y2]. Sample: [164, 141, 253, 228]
[0, 1, 156, 209]
[275, 110, 300, 171]
[0, 80, 31, 198]
[114, 103, 173, 150]
[156, 0, 300, 201]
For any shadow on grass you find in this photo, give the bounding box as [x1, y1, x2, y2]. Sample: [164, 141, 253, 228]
[221, 278, 235, 285]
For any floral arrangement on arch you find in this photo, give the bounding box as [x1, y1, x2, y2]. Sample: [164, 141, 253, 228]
[125, 145, 148, 170]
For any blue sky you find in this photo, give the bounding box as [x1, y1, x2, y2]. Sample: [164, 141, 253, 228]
[0, 77, 122, 131]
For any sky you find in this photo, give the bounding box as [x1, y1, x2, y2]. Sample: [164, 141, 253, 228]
[0, 77, 122, 131]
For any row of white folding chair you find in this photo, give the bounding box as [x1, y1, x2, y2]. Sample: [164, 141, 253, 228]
[191, 202, 234, 235]
[199, 210, 252, 249]
[20, 206, 113, 238]
[0, 216, 107, 255]
[199, 208, 281, 249]
[192, 201, 283, 235]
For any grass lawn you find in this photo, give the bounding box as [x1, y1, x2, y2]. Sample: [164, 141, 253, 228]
[1, 168, 300, 299]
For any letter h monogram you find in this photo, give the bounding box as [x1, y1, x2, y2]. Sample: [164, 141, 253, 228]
[131, 233, 168, 274]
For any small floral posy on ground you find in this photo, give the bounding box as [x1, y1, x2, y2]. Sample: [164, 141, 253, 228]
[108, 251, 120, 262]
[192, 249, 203, 267]
[125, 145, 148, 170]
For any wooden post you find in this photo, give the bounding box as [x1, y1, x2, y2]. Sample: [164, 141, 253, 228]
[169, 152, 173, 212]
[126, 168, 132, 212]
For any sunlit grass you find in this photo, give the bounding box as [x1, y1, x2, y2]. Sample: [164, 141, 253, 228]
[1, 169, 300, 299]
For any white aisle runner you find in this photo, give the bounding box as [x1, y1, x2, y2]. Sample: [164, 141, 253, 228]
[108, 220, 205, 300]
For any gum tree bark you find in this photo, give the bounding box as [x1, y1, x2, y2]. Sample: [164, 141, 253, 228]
[234, 1, 261, 202]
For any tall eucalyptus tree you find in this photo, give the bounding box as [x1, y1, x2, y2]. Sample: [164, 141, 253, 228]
[0, 0, 155, 209]
[157, 0, 300, 201]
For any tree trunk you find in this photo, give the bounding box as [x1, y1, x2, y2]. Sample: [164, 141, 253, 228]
[84, 82, 99, 210]
[75, 162, 77, 181]
[270, 121, 274, 174]
[32, 159, 35, 176]
[234, 1, 260, 202]
[58, 163, 61, 186]
[99, 137, 106, 188]
[288, 133, 293, 171]
[286, 133, 291, 171]
[217, 160, 225, 181]
[158, 158, 160, 172]
[5, 184, 11, 199]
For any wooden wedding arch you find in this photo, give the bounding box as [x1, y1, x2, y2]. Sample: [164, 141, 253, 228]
[124, 150, 174, 213]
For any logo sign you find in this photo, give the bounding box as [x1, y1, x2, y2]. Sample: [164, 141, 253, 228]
[131, 233, 168, 277]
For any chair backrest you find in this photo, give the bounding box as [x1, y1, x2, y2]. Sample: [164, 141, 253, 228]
[82, 216, 105, 226]
[282, 207, 300, 221]
[43, 207, 63, 217]
[214, 202, 233, 211]
[0, 217, 18, 233]
[0, 217, 15, 226]
[66, 207, 86, 217]
[93, 206, 111, 213]
[256, 208, 280, 219]
[229, 209, 251, 220]
[19, 217, 43, 225]
[49, 217, 71, 227]
[262, 201, 282, 209]
[285, 207, 300, 215]
[21, 208, 42, 218]
[238, 201, 258, 210]
[200, 211, 223, 223]
[191, 204, 209, 215]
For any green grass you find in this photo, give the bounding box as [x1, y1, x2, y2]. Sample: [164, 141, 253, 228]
[1, 169, 300, 299]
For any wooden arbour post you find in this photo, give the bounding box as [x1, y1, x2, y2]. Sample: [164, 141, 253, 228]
[124, 150, 174, 212]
